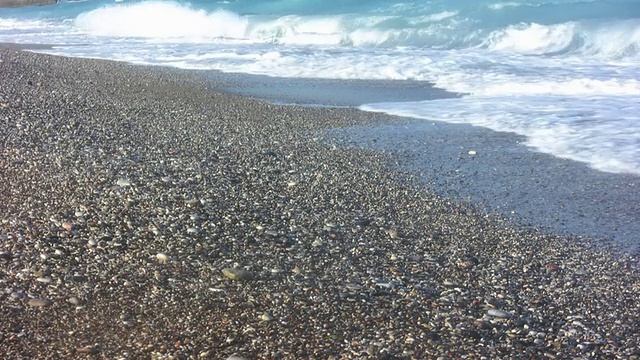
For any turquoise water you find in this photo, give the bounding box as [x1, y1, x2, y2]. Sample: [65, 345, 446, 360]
[1, 0, 640, 175]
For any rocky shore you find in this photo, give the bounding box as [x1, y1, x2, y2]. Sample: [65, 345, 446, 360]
[1, 47, 639, 359]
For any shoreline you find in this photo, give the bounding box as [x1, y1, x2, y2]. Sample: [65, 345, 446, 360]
[1, 46, 639, 358]
[209, 69, 640, 250]
[207, 64, 640, 251]
[326, 120, 640, 252]
[9, 43, 640, 244]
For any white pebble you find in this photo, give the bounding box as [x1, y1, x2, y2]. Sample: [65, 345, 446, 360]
[186, 227, 199, 234]
[116, 178, 132, 187]
[156, 253, 170, 262]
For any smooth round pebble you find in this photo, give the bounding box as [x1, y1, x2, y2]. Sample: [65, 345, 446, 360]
[28, 298, 53, 307]
[487, 309, 511, 318]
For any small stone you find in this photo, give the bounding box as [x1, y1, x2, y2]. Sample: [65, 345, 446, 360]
[468, 150, 477, 155]
[226, 356, 249, 360]
[222, 268, 254, 281]
[156, 253, 170, 262]
[443, 280, 456, 287]
[260, 313, 274, 322]
[76, 345, 99, 354]
[36, 277, 52, 284]
[0, 252, 12, 261]
[264, 229, 279, 237]
[546, 263, 561, 271]
[28, 298, 53, 307]
[116, 178, 132, 187]
[8, 306, 23, 313]
[10, 291, 26, 299]
[62, 221, 74, 231]
[187, 227, 199, 234]
[68, 296, 83, 306]
[324, 222, 338, 230]
[473, 320, 491, 329]
[487, 309, 511, 318]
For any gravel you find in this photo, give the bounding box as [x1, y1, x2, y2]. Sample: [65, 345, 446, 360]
[1, 46, 639, 359]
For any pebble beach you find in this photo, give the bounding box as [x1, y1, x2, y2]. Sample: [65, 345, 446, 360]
[1, 46, 639, 359]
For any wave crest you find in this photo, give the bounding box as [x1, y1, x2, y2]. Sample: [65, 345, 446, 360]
[71, 0, 640, 59]
[484, 20, 640, 59]
[75, 1, 248, 39]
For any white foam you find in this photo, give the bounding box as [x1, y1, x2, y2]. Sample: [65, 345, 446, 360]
[477, 78, 640, 97]
[487, 2, 524, 10]
[74, 1, 248, 40]
[0, 18, 60, 31]
[361, 95, 640, 176]
[347, 29, 391, 46]
[247, 15, 346, 45]
[484, 19, 640, 59]
[413, 11, 458, 23]
[485, 22, 576, 54]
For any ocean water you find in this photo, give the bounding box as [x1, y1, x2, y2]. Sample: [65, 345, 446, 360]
[1, 0, 639, 176]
